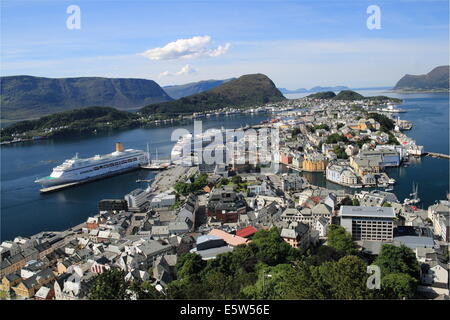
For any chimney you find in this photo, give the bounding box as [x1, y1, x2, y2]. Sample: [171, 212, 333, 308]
[116, 142, 124, 152]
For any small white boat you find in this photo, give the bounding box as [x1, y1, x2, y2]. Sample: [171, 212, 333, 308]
[404, 182, 420, 205]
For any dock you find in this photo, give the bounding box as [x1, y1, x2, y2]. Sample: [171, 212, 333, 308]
[285, 164, 302, 173]
[425, 152, 450, 160]
[40, 166, 142, 193]
[40, 182, 82, 193]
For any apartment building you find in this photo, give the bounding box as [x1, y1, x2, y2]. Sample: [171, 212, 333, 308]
[339, 206, 396, 241]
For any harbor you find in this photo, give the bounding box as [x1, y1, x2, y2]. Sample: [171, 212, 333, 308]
[1, 90, 449, 241]
[425, 152, 450, 160]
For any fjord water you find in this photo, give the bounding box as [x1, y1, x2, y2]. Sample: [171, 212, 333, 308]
[0, 113, 269, 241]
[1, 91, 449, 241]
[287, 90, 450, 206]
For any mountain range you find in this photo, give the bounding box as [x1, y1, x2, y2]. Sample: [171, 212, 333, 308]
[0, 76, 172, 120]
[306, 90, 402, 103]
[2, 65, 447, 121]
[2, 74, 285, 139]
[163, 78, 235, 99]
[394, 65, 449, 91]
[140, 73, 285, 117]
[278, 86, 350, 94]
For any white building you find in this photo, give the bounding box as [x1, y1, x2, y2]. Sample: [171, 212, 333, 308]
[315, 217, 329, 237]
[339, 206, 395, 241]
[149, 191, 176, 209]
[326, 164, 358, 186]
[125, 188, 149, 209]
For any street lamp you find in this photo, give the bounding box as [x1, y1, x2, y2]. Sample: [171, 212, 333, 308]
[262, 273, 272, 299]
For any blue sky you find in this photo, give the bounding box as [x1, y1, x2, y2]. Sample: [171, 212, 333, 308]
[1, 0, 448, 88]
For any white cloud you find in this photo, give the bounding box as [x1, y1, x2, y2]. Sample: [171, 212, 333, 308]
[158, 64, 197, 78]
[139, 35, 230, 60]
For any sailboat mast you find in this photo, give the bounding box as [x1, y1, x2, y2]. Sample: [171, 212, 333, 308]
[146, 143, 151, 165]
[415, 182, 418, 200]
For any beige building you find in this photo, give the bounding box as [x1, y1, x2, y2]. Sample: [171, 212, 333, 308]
[303, 153, 327, 172]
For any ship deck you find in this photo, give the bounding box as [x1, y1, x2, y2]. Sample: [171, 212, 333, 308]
[39, 166, 142, 193]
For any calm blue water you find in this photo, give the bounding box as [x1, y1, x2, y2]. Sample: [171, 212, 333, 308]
[287, 90, 450, 207]
[0, 113, 269, 241]
[1, 92, 448, 241]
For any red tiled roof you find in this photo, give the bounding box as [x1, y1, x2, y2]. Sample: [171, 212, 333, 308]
[236, 226, 257, 238]
[208, 229, 249, 246]
[310, 196, 321, 204]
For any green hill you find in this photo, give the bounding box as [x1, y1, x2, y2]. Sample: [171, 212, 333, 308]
[0, 75, 172, 120]
[1, 106, 138, 141]
[334, 90, 365, 101]
[394, 66, 449, 91]
[140, 73, 285, 116]
[306, 90, 402, 103]
[306, 91, 336, 99]
[163, 78, 235, 99]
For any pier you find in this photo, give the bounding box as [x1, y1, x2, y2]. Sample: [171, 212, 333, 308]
[39, 167, 141, 193]
[425, 152, 450, 160]
[40, 182, 81, 193]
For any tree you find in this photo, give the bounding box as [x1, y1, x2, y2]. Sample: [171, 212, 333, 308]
[281, 255, 372, 299]
[368, 113, 395, 131]
[241, 264, 292, 299]
[166, 278, 209, 299]
[380, 273, 417, 299]
[352, 198, 360, 206]
[327, 225, 357, 255]
[282, 261, 327, 299]
[333, 145, 348, 159]
[382, 202, 392, 207]
[340, 196, 353, 206]
[231, 175, 243, 185]
[318, 255, 371, 299]
[174, 173, 208, 195]
[88, 268, 130, 300]
[251, 228, 301, 265]
[176, 253, 207, 281]
[129, 280, 164, 299]
[374, 244, 420, 279]
[357, 136, 371, 148]
[174, 182, 191, 195]
[192, 173, 208, 190]
[304, 245, 344, 266]
[204, 271, 233, 299]
[326, 133, 348, 144]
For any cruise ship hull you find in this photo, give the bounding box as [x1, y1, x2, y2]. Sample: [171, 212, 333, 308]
[35, 144, 148, 189]
[35, 165, 141, 188]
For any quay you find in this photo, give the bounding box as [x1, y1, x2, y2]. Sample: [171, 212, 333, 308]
[425, 152, 450, 160]
[40, 181, 81, 193]
[40, 166, 142, 193]
[40, 160, 173, 193]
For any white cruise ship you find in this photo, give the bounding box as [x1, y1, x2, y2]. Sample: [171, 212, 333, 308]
[35, 142, 148, 188]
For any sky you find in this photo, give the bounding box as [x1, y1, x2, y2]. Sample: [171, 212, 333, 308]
[1, 0, 449, 89]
